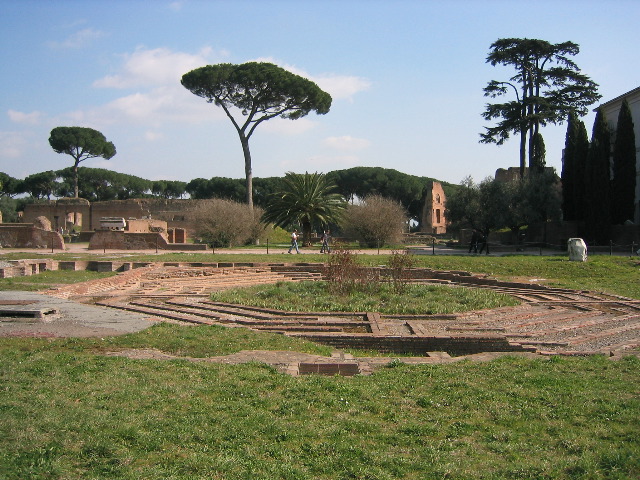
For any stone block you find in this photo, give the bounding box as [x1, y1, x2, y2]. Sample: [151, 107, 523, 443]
[568, 238, 587, 262]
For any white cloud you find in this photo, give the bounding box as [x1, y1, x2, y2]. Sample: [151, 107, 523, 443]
[144, 130, 164, 141]
[313, 75, 372, 101]
[251, 56, 371, 101]
[324, 135, 371, 151]
[63, 84, 221, 128]
[7, 110, 44, 125]
[54, 48, 359, 141]
[94, 46, 222, 89]
[48, 28, 105, 49]
[0, 131, 28, 158]
[72, 45, 234, 127]
[168, 1, 185, 11]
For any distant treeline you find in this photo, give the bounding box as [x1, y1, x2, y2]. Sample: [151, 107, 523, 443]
[0, 166, 457, 223]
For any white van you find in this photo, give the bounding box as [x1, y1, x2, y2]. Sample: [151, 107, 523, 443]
[99, 217, 127, 231]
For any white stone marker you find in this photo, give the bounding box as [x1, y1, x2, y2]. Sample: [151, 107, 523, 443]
[567, 238, 588, 262]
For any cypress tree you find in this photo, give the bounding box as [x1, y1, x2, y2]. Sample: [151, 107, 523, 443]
[611, 99, 637, 224]
[562, 112, 589, 221]
[584, 108, 611, 243]
[531, 132, 546, 175]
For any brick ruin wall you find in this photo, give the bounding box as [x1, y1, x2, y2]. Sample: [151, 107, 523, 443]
[22, 198, 206, 233]
[89, 199, 202, 232]
[420, 181, 447, 235]
[0, 224, 65, 249]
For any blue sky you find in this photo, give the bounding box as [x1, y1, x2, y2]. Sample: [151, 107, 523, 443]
[1, 0, 638, 187]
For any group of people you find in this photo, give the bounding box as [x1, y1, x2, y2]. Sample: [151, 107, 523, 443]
[288, 229, 331, 254]
[468, 229, 489, 254]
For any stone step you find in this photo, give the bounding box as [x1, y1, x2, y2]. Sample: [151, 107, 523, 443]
[128, 300, 224, 321]
[97, 301, 217, 326]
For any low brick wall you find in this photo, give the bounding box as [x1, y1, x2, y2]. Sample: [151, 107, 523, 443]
[0, 259, 58, 278]
[294, 333, 533, 356]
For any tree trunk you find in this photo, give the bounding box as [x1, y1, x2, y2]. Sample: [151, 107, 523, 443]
[73, 162, 79, 198]
[518, 70, 528, 179]
[240, 135, 253, 209]
[302, 220, 312, 247]
[519, 126, 527, 178]
[528, 126, 535, 173]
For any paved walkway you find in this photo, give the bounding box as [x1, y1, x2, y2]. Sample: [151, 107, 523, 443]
[5, 242, 637, 259]
[0, 243, 565, 257]
[0, 290, 157, 338]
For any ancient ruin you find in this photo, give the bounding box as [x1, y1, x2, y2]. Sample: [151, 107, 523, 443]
[420, 181, 447, 234]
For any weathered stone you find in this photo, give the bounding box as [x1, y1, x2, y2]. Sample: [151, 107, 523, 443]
[33, 216, 52, 231]
[568, 238, 588, 262]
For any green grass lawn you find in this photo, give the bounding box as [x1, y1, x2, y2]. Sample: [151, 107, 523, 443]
[210, 280, 519, 315]
[1, 330, 638, 479]
[1, 252, 639, 478]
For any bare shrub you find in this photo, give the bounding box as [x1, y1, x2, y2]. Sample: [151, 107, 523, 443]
[341, 195, 407, 248]
[191, 199, 265, 247]
[386, 250, 416, 293]
[324, 246, 379, 295]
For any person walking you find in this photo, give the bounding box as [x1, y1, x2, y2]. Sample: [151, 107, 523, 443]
[288, 229, 300, 254]
[320, 230, 331, 253]
[478, 231, 490, 255]
[468, 229, 479, 254]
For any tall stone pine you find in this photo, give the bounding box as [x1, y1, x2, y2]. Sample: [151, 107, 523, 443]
[610, 99, 637, 224]
[481, 38, 600, 178]
[584, 108, 611, 243]
[561, 112, 590, 221]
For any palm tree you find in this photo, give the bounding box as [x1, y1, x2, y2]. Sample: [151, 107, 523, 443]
[263, 172, 346, 246]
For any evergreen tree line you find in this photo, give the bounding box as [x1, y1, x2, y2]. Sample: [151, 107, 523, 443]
[0, 166, 456, 227]
[561, 100, 637, 244]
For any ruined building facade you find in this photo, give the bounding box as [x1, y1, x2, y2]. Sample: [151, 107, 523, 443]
[420, 181, 447, 234]
[22, 198, 205, 234]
